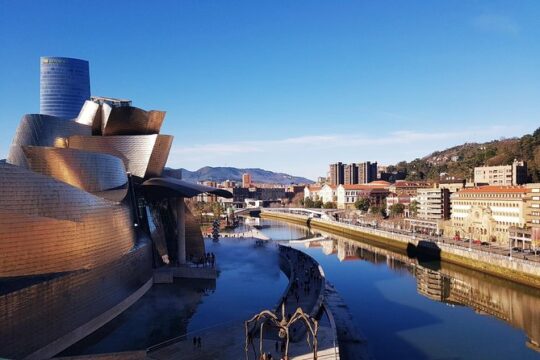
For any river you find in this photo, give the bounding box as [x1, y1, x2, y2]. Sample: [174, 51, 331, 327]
[257, 218, 540, 359]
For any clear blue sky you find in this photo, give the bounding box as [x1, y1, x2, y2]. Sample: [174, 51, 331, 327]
[1, 0, 539, 180]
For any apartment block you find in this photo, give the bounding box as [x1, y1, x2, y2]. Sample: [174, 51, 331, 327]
[474, 160, 527, 186]
[417, 187, 451, 220]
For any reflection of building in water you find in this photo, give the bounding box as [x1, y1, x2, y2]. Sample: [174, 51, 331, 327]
[415, 266, 451, 302]
[316, 231, 540, 350]
[321, 240, 337, 255]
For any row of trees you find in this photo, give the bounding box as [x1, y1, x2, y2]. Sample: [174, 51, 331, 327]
[304, 196, 418, 218]
[302, 197, 337, 209]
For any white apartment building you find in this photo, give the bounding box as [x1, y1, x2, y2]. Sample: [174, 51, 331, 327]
[319, 184, 337, 203]
[304, 185, 322, 200]
[417, 187, 450, 220]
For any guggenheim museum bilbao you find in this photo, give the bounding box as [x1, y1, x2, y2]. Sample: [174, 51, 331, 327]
[0, 57, 231, 359]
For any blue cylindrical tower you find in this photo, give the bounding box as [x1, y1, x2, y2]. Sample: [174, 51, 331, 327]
[40, 57, 90, 119]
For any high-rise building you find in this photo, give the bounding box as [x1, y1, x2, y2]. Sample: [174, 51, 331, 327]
[344, 163, 358, 185]
[242, 172, 252, 188]
[40, 56, 90, 119]
[329, 162, 345, 185]
[358, 161, 377, 184]
[473, 160, 527, 186]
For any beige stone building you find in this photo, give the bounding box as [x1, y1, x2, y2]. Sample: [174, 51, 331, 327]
[449, 186, 527, 245]
[473, 160, 527, 186]
[509, 183, 540, 249]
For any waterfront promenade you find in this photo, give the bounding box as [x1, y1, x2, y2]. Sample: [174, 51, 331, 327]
[261, 209, 540, 289]
[147, 244, 342, 359]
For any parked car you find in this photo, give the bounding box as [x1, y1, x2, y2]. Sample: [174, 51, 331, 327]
[481, 242, 490, 246]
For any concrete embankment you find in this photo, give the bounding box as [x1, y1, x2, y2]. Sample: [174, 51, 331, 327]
[279, 245, 372, 359]
[261, 211, 540, 290]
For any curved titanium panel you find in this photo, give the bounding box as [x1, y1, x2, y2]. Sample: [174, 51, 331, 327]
[0, 241, 152, 359]
[67, 134, 172, 178]
[6, 114, 91, 167]
[146, 134, 173, 177]
[142, 176, 233, 199]
[102, 106, 166, 136]
[75, 100, 100, 126]
[23, 146, 128, 202]
[0, 163, 135, 277]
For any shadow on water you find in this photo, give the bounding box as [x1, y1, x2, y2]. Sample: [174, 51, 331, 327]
[407, 241, 442, 271]
[60, 238, 286, 357]
[59, 279, 216, 356]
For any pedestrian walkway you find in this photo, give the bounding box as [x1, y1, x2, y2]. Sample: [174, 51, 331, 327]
[147, 245, 338, 360]
[275, 246, 325, 343]
[147, 323, 338, 360]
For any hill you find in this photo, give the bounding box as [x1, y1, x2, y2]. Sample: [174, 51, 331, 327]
[390, 127, 540, 182]
[163, 166, 314, 185]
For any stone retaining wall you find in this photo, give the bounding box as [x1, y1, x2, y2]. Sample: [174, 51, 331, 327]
[262, 211, 540, 289]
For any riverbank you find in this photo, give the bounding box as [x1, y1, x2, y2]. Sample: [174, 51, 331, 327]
[147, 244, 341, 359]
[261, 211, 540, 289]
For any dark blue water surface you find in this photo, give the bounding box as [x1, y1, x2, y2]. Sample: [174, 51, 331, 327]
[186, 237, 287, 333]
[258, 219, 540, 360]
[61, 236, 286, 355]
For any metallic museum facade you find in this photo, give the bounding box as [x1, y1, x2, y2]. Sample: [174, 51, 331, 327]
[40, 56, 91, 119]
[1, 69, 231, 359]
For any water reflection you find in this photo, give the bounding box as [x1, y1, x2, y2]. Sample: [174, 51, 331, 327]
[259, 219, 540, 356]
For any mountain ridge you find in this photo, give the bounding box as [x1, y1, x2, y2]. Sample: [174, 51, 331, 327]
[163, 166, 314, 185]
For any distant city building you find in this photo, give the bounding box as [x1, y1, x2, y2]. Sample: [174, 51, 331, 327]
[416, 187, 451, 220]
[449, 185, 528, 245]
[386, 192, 412, 215]
[218, 185, 286, 208]
[389, 180, 432, 197]
[357, 161, 377, 184]
[304, 185, 322, 201]
[316, 176, 327, 185]
[344, 163, 358, 185]
[329, 162, 345, 185]
[319, 184, 338, 204]
[330, 161, 377, 185]
[336, 183, 390, 209]
[439, 177, 466, 193]
[40, 56, 90, 119]
[473, 160, 527, 186]
[222, 180, 236, 188]
[379, 170, 407, 182]
[242, 173, 252, 188]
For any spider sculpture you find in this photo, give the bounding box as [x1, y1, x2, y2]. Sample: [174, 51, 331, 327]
[244, 303, 319, 359]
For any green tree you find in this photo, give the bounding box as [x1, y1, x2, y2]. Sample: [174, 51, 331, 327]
[323, 202, 336, 209]
[304, 198, 314, 208]
[369, 205, 381, 216]
[354, 197, 370, 211]
[389, 203, 405, 217]
[313, 199, 323, 208]
[409, 200, 419, 217]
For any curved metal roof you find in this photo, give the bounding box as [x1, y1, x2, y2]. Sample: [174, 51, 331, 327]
[141, 177, 233, 199]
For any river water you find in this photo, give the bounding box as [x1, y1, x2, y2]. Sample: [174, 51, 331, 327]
[61, 218, 540, 359]
[257, 219, 540, 360]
